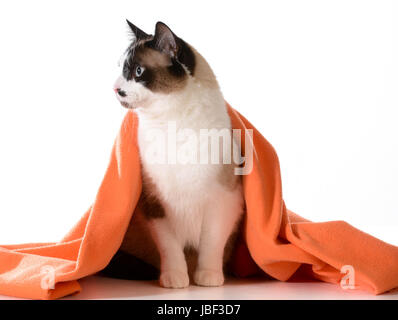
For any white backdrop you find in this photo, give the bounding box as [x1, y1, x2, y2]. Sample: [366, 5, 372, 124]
[0, 0, 396, 245]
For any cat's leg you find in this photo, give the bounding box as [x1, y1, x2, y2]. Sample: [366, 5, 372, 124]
[194, 188, 243, 287]
[149, 218, 189, 288]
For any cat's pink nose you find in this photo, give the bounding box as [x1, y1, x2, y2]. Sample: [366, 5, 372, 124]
[114, 88, 127, 97]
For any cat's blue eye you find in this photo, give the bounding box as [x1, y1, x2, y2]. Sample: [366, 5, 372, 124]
[135, 65, 144, 77]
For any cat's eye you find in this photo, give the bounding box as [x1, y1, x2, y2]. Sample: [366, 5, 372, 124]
[135, 65, 144, 77]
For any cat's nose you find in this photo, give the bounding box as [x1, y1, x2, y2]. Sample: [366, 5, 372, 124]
[115, 88, 127, 97]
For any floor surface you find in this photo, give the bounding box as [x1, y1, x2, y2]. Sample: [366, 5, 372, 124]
[1, 276, 394, 300]
[65, 276, 398, 300]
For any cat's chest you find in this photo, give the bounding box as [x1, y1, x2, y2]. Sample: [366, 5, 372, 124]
[137, 119, 224, 203]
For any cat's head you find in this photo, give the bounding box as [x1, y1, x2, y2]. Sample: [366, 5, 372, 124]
[114, 21, 197, 110]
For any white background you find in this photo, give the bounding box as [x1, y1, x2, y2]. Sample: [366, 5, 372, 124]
[0, 0, 396, 245]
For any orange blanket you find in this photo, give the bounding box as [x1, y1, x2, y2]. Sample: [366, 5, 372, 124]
[1, 104, 397, 300]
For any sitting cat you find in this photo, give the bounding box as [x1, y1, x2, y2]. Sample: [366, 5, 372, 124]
[113, 20, 244, 288]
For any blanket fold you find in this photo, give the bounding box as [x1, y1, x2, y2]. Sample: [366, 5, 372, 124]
[0, 104, 397, 299]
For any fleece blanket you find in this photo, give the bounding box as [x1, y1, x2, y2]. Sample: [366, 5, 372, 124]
[0, 104, 398, 299]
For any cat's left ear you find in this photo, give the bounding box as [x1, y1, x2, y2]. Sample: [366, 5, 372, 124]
[153, 22, 179, 57]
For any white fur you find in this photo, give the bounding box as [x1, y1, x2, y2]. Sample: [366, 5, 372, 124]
[115, 54, 244, 288]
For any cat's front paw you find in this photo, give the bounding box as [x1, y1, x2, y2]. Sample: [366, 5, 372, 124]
[194, 269, 224, 287]
[159, 270, 189, 289]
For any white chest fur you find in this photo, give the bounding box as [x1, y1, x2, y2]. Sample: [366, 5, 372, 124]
[136, 83, 242, 248]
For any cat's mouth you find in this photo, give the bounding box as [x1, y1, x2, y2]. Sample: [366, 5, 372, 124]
[119, 101, 137, 110]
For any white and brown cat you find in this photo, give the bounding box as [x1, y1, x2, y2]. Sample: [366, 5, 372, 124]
[113, 20, 244, 288]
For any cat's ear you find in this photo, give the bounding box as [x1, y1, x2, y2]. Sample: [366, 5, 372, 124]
[126, 19, 149, 43]
[153, 22, 179, 57]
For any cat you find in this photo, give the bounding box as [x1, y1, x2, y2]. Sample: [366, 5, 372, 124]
[113, 20, 244, 288]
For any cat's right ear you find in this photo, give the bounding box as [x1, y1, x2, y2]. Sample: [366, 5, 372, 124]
[126, 19, 149, 43]
[153, 22, 179, 58]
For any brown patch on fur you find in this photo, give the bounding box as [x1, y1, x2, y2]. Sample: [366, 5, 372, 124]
[136, 47, 170, 68]
[136, 45, 188, 93]
[139, 173, 166, 219]
[184, 245, 198, 282]
[218, 162, 241, 190]
[147, 65, 188, 93]
[138, 192, 166, 219]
